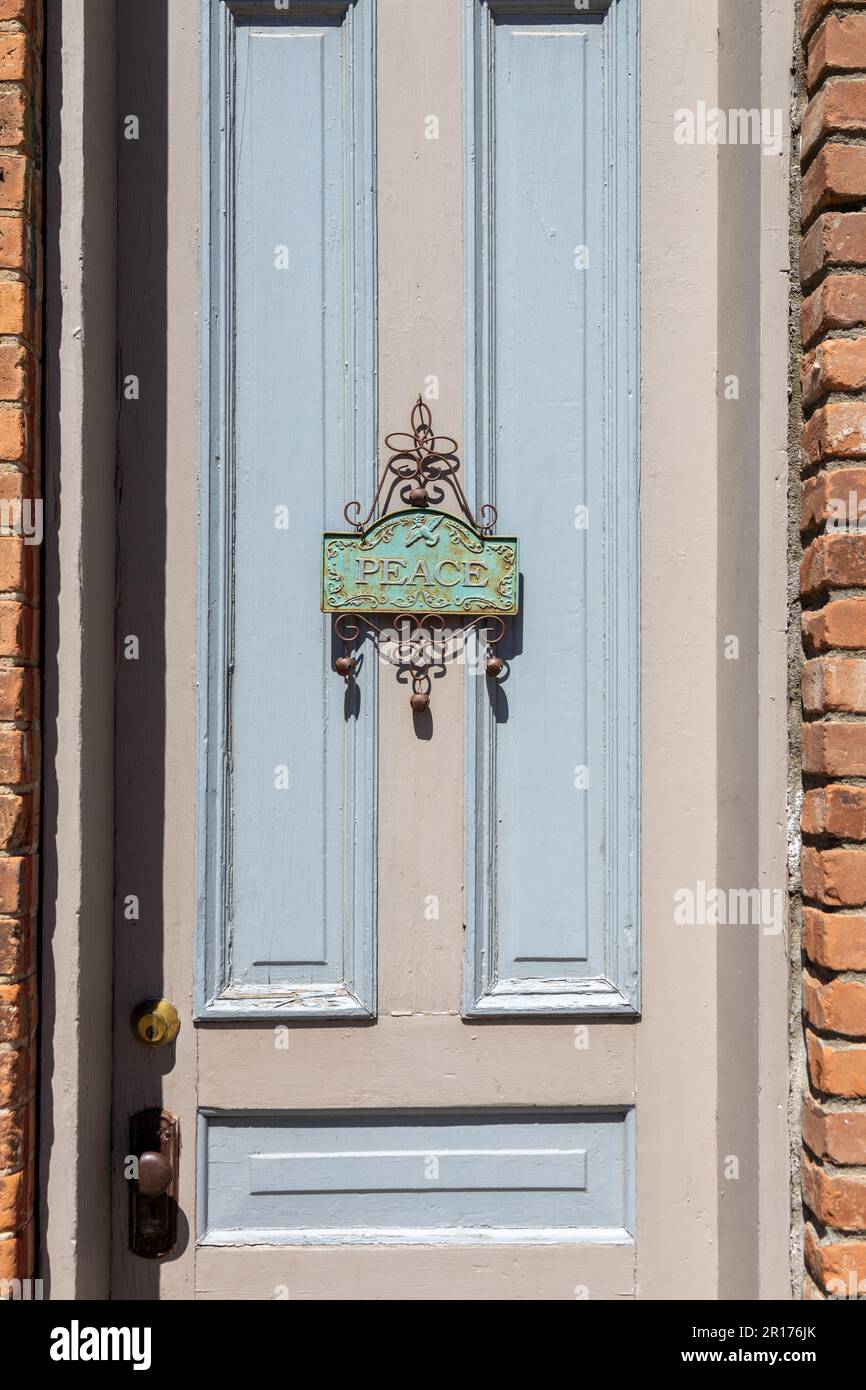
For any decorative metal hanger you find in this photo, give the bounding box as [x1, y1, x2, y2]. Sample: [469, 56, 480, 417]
[322, 398, 520, 714]
[343, 397, 498, 536]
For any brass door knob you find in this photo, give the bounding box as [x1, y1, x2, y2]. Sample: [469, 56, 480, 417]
[131, 999, 180, 1047]
[137, 1150, 173, 1197]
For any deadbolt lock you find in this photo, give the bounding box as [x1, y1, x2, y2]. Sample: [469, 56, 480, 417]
[132, 999, 180, 1047]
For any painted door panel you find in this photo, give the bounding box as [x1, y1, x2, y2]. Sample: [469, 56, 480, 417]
[489, 14, 603, 975]
[198, 0, 377, 1019]
[463, 0, 639, 1015]
[200, 1109, 633, 1243]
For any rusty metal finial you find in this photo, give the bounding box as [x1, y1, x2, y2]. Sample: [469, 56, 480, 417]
[343, 397, 498, 535]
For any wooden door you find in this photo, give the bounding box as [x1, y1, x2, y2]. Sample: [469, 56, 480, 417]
[111, 0, 639, 1301]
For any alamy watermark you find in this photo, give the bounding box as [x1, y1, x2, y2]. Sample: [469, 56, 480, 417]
[0, 1277, 44, 1300]
[827, 1272, 866, 1300]
[0, 497, 42, 546]
[674, 881, 784, 936]
[49, 1320, 151, 1371]
[674, 102, 783, 158]
[827, 493, 866, 533]
[372, 620, 494, 676]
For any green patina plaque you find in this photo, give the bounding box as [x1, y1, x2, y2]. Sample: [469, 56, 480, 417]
[322, 510, 519, 616]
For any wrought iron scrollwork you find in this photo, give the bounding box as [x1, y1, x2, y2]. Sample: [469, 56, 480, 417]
[335, 611, 506, 712]
[343, 397, 498, 536]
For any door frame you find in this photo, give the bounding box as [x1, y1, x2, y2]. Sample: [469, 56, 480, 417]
[41, 0, 795, 1300]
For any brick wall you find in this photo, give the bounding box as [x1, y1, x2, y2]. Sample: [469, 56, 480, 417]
[800, 0, 866, 1301]
[0, 0, 39, 1295]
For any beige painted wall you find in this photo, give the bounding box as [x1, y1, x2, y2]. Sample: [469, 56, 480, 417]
[40, 0, 117, 1301]
[636, 0, 721, 1299]
[636, 0, 792, 1299]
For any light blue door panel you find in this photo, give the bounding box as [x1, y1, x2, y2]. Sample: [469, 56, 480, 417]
[198, 0, 377, 1019]
[493, 17, 602, 976]
[199, 1110, 635, 1244]
[463, 0, 639, 1015]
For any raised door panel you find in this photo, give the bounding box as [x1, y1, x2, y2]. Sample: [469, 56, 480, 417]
[198, 0, 377, 1018]
[463, 0, 639, 1015]
[200, 1109, 634, 1243]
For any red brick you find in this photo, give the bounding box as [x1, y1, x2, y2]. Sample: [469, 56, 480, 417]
[0, 474, 29, 506]
[802, 0, 865, 43]
[801, 211, 866, 285]
[0, 915, 31, 978]
[0, 0, 37, 26]
[0, 1042, 31, 1109]
[802, 720, 866, 775]
[803, 783, 866, 837]
[0, 405, 25, 464]
[0, 282, 26, 337]
[801, 464, 866, 531]
[803, 657, 866, 713]
[801, 533, 866, 594]
[805, 907, 866, 970]
[0, 979, 33, 1044]
[0, 1170, 27, 1234]
[0, 216, 26, 273]
[802, 277, 866, 347]
[0, 88, 27, 152]
[0, 343, 27, 402]
[806, 971, 866, 1036]
[804, 1095, 866, 1164]
[802, 399, 866, 460]
[804, 1156, 866, 1230]
[802, 340, 866, 409]
[805, 1222, 866, 1295]
[802, 145, 866, 228]
[809, 1031, 866, 1096]
[0, 1234, 20, 1284]
[0, 34, 30, 88]
[0, 156, 26, 214]
[803, 845, 866, 906]
[0, 1224, 32, 1283]
[804, 597, 866, 651]
[0, 791, 33, 851]
[803, 78, 866, 165]
[808, 15, 866, 91]
[0, 537, 23, 594]
[0, 855, 35, 917]
[0, 730, 29, 785]
[0, 537, 35, 596]
[0, 667, 33, 722]
[0, 1098, 30, 1168]
[0, 602, 37, 660]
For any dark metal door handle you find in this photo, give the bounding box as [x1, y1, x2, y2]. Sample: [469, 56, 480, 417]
[137, 1150, 173, 1198]
[128, 1109, 179, 1259]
